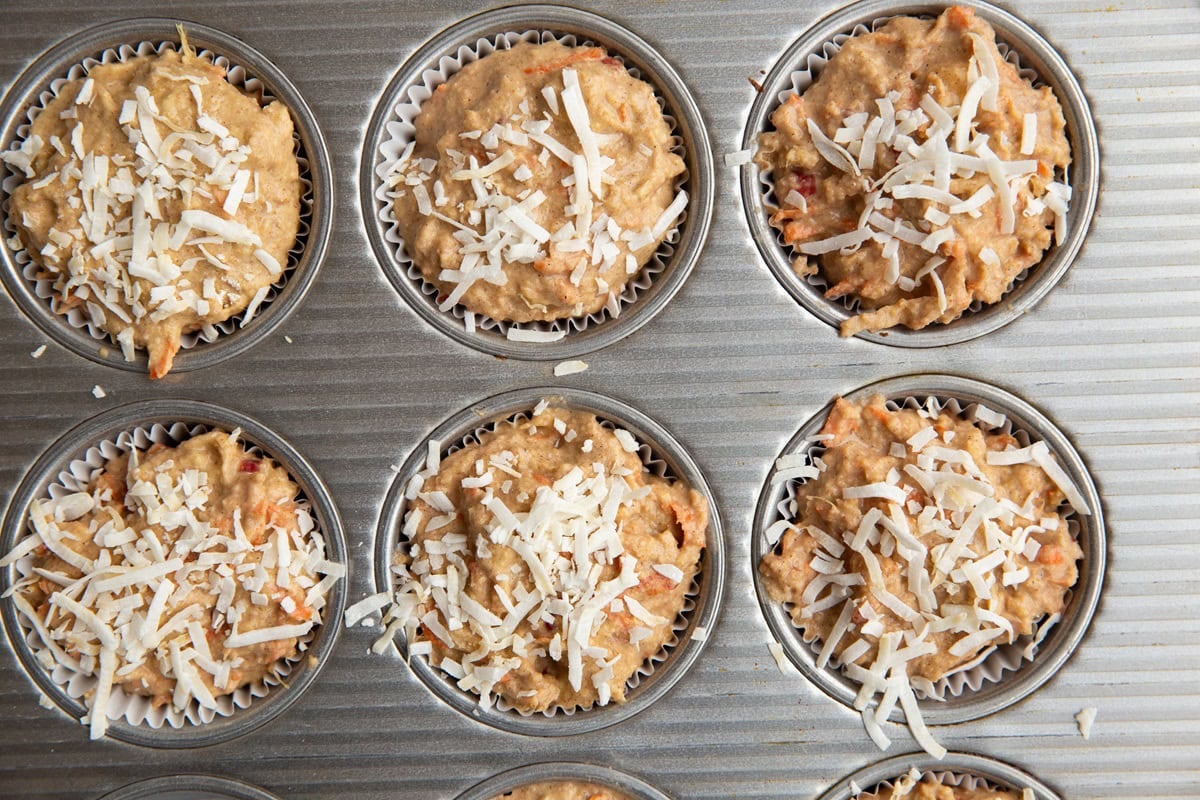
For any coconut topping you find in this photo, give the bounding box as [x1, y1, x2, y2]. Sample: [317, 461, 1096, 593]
[553, 359, 589, 376]
[797, 42, 1070, 267]
[756, 8, 1072, 337]
[1075, 705, 1097, 739]
[390, 451, 645, 707]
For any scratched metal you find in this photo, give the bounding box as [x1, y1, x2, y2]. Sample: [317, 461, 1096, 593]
[0, 2, 1197, 799]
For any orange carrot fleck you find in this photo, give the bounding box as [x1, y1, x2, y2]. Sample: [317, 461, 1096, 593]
[523, 47, 604, 75]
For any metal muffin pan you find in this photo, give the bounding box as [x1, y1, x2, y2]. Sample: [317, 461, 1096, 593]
[374, 386, 726, 736]
[739, 0, 1100, 347]
[0, 18, 333, 376]
[454, 762, 672, 800]
[751, 374, 1106, 725]
[816, 751, 1061, 800]
[0, 399, 348, 749]
[361, 4, 714, 360]
[1, 1, 1196, 798]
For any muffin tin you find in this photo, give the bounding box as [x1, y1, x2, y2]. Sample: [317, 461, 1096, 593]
[1, 1, 1195, 799]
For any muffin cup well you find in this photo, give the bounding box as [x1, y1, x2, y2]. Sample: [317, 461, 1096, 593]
[0, 18, 332, 374]
[738, 0, 1099, 347]
[362, 4, 713, 360]
[752, 374, 1105, 725]
[374, 387, 725, 736]
[0, 400, 347, 748]
[817, 751, 1061, 800]
[98, 774, 282, 800]
[455, 762, 672, 800]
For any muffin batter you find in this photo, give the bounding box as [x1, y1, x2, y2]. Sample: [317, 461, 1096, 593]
[386, 404, 707, 712]
[387, 42, 686, 324]
[3, 43, 301, 377]
[759, 395, 1086, 755]
[492, 781, 631, 800]
[755, 7, 1071, 336]
[856, 777, 1022, 800]
[1, 430, 341, 738]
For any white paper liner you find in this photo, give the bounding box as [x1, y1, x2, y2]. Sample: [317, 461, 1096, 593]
[372, 28, 689, 340]
[393, 404, 702, 719]
[857, 769, 1025, 799]
[755, 12, 1063, 321]
[0, 36, 315, 361]
[766, 393, 1082, 705]
[6, 421, 333, 733]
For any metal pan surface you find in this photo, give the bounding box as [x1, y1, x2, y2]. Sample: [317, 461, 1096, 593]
[0, 1, 1196, 798]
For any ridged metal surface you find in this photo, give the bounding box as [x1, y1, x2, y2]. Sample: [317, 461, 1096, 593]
[0, 1, 1197, 798]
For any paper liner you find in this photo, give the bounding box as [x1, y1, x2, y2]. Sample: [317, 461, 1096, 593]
[392, 403, 701, 721]
[857, 769, 1019, 798]
[754, 10, 1066, 325]
[371, 28, 689, 342]
[0, 36, 316, 363]
[764, 392, 1083, 707]
[6, 420, 332, 734]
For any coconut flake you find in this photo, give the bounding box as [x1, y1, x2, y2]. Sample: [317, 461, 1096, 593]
[88, 648, 116, 740]
[798, 228, 874, 255]
[1075, 706, 1097, 739]
[179, 210, 262, 246]
[506, 328, 566, 343]
[767, 641, 790, 673]
[253, 248, 283, 276]
[1021, 112, 1038, 156]
[650, 190, 688, 239]
[724, 149, 754, 166]
[553, 360, 589, 376]
[560, 69, 603, 197]
[238, 286, 271, 327]
[344, 592, 391, 628]
[224, 622, 314, 649]
[612, 429, 639, 454]
[1030, 442, 1091, 515]
[969, 33, 1001, 112]
[807, 119, 860, 176]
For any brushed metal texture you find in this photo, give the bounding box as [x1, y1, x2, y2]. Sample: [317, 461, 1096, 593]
[0, 1, 1197, 799]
